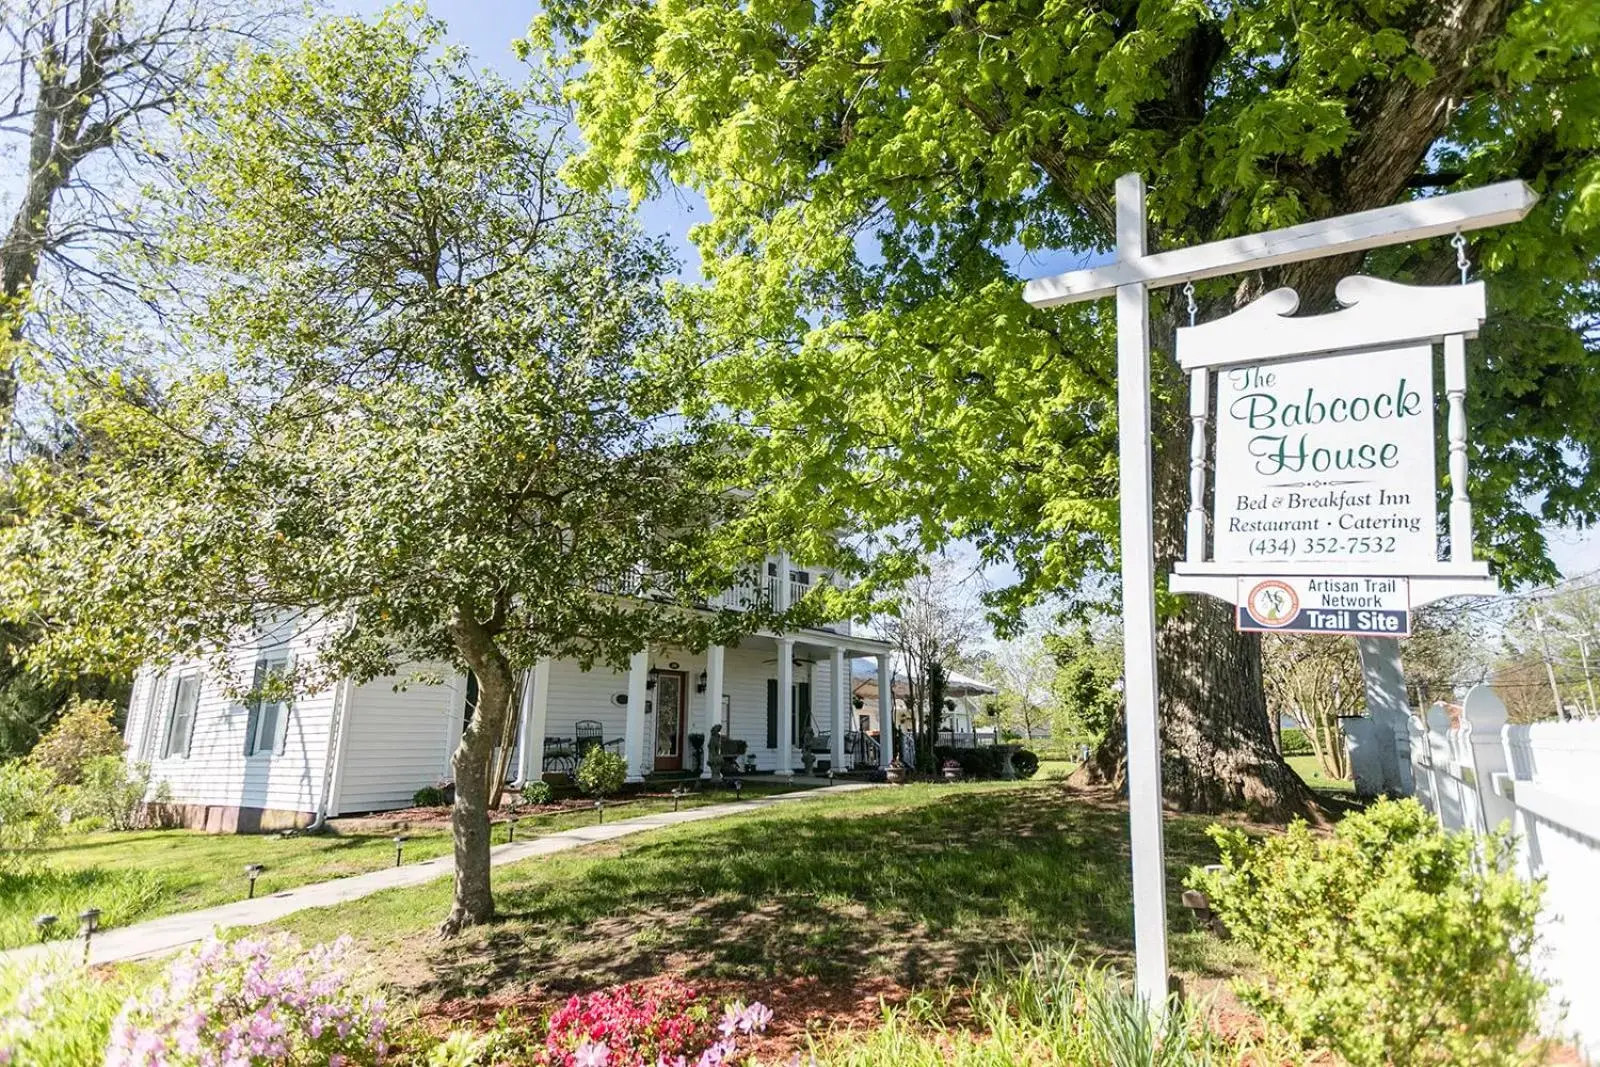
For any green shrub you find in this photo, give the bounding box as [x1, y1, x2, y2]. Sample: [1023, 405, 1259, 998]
[1011, 750, 1040, 779]
[1190, 798, 1546, 1067]
[933, 745, 1006, 779]
[27, 697, 123, 787]
[68, 757, 156, 831]
[521, 780, 553, 805]
[413, 785, 447, 807]
[1277, 727, 1313, 756]
[0, 761, 60, 874]
[0, 953, 131, 1066]
[575, 749, 627, 797]
[815, 944, 1293, 1065]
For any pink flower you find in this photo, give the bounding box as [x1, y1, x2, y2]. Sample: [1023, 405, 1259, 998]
[575, 1040, 612, 1067]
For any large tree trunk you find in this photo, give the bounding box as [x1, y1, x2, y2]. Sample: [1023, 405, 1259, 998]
[1076, 303, 1318, 819]
[442, 607, 519, 936]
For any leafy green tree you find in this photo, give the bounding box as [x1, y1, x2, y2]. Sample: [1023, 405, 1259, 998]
[26, 695, 122, 786]
[1045, 627, 1123, 745]
[0, 8, 844, 933]
[537, 0, 1600, 814]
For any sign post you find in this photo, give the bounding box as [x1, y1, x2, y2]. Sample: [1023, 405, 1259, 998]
[1022, 177, 1536, 1010]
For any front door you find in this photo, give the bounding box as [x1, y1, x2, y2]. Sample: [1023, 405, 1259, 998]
[654, 670, 687, 771]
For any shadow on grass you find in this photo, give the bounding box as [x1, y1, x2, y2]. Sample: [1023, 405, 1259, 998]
[413, 784, 1229, 1003]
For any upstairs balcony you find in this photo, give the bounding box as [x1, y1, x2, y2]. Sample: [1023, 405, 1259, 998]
[600, 557, 853, 638]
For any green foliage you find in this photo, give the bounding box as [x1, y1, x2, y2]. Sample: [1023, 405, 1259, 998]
[0, 761, 60, 873]
[815, 945, 1295, 1065]
[540, 0, 1600, 616]
[576, 749, 628, 797]
[0, 954, 131, 1066]
[413, 786, 448, 808]
[521, 781, 554, 806]
[0, 865, 171, 952]
[1045, 629, 1124, 745]
[25, 697, 123, 786]
[1010, 750, 1039, 780]
[1277, 727, 1313, 757]
[1191, 799, 1547, 1066]
[932, 745, 1039, 780]
[67, 757, 156, 831]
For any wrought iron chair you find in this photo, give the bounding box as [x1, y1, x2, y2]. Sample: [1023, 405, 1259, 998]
[542, 736, 577, 776]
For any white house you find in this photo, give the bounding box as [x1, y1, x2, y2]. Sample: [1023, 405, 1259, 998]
[121, 557, 895, 832]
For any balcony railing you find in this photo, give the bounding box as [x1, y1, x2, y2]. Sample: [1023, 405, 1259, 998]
[600, 564, 852, 637]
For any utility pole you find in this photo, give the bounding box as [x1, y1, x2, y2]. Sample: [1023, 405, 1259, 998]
[1576, 633, 1597, 718]
[1532, 609, 1564, 719]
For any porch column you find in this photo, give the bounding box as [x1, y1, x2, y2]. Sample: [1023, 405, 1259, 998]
[701, 645, 725, 780]
[625, 649, 649, 782]
[776, 637, 795, 774]
[515, 658, 552, 785]
[877, 654, 894, 769]
[830, 647, 848, 774]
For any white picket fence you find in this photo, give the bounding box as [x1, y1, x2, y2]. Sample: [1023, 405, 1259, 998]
[1409, 685, 1600, 1060]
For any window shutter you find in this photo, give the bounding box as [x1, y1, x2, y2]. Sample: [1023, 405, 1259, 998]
[180, 680, 198, 759]
[243, 658, 266, 756]
[274, 656, 295, 756]
[797, 682, 812, 740]
[143, 675, 169, 760]
[765, 679, 778, 749]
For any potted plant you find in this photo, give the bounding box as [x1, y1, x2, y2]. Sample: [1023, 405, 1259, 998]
[886, 757, 908, 785]
[688, 732, 706, 774]
[941, 758, 963, 782]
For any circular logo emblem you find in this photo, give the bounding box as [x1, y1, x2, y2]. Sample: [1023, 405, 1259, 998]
[1244, 580, 1299, 627]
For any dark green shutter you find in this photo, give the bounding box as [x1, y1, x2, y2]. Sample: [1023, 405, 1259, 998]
[765, 679, 778, 749]
[243, 658, 266, 755]
[797, 682, 812, 740]
[274, 656, 295, 756]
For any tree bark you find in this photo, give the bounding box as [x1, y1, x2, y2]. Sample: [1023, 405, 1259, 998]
[1076, 303, 1319, 819]
[441, 606, 518, 936]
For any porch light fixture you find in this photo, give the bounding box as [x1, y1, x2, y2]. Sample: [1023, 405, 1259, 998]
[244, 863, 265, 899]
[646, 669, 658, 691]
[695, 671, 707, 693]
[393, 835, 407, 867]
[33, 914, 57, 942]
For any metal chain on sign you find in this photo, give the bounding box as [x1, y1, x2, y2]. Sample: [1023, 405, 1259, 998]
[1451, 230, 1470, 284]
[1183, 280, 1197, 326]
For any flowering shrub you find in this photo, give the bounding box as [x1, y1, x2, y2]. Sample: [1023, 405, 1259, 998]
[28, 697, 124, 786]
[107, 934, 391, 1066]
[575, 750, 627, 797]
[0, 954, 129, 1066]
[541, 979, 770, 1067]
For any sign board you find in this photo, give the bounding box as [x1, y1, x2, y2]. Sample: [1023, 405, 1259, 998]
[1236, 576, 1410, 637]
[1213, 345, 1436, 567]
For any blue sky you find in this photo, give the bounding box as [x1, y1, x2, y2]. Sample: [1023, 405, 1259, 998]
[337, 1, 1596, 585]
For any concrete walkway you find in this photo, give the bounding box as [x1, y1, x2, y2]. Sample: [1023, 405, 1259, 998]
[5, 781, 877, 968]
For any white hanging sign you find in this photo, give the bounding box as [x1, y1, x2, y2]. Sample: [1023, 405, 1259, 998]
[1212, 345, 1437, 567]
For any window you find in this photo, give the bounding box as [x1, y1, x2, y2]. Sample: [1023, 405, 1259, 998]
[162, 675, 201, 759]
[244, 655, 291, 757]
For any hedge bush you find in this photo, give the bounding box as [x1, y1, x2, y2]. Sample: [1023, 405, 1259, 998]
[576, 749, 627, 797]
[1190, 798, 1546, 1067]
[933, 746, 1040, 780]
[28, 698, 123, 787]
[411, 785, 447, 808]
[522, 780, 553, 805]
[1277, 727, 1313, 756]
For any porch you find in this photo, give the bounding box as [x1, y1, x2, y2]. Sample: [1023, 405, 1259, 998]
[509, 630, 899, 787]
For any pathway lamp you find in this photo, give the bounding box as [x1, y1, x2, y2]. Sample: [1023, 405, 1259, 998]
[671, 786, 687, 812]
[244, 863, 265, 899]
[732, 778, 743, 800]
[393, 835, 406, 867]
[33, 914, 57, 942]
[595, 798, 605, 824]
[79, 907, 101, 962]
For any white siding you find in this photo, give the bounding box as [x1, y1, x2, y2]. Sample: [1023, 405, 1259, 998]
[127, 616, 340, 815]
[333, 665, 460, 815]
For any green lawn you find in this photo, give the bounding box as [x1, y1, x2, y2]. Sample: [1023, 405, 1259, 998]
[267, 780, 1253, 1005]
[2, 782, 815, 951]
[1287, 754, 1354, 794]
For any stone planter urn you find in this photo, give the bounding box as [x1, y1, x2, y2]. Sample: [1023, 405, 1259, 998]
[886, 758, 908, 785]
[941, 761, 962, 783]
